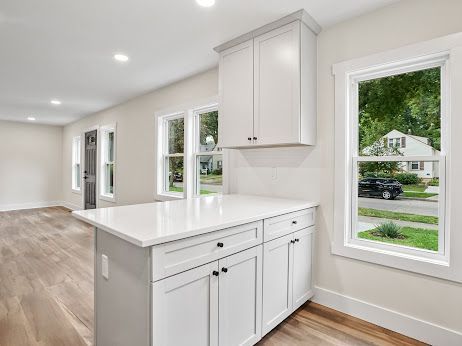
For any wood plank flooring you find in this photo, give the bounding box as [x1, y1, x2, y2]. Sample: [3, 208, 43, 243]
[0, 207, 427, 346]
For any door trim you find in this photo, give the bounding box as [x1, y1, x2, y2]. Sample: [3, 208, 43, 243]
[81, 125, 100, 210]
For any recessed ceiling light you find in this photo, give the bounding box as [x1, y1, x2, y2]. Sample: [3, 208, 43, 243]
[196, 0, 215, 7]
[27, 116, 36, 121]
[113, 53, 129, 62]
[50, 99, 61, 105]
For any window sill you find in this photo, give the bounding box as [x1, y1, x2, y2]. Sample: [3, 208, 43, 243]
[155, 193, 184, 202]
[72, 188, 81, 195]
[331, 240, 461, 282]
[100, 194, 116, 203]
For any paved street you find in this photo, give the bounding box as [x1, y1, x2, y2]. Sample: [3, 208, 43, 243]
[358, 197, 438, 216]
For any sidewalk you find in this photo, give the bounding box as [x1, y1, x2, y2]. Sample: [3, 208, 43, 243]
[358, 216, 438, 231]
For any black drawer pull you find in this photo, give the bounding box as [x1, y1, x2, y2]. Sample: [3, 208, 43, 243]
[217, 242, 224, 248]
[221, 267, 228, 273]
[212, 271, 219, 276]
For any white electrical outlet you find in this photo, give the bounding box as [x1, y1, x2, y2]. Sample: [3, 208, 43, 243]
[102, 254, 109, 280]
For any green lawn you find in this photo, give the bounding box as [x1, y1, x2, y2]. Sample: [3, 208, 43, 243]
[402, 191, 438, 198]
[358, 226, 438, 251]
[358, 208, 438, 225]
[169, 186, 214, 195]
[200, 174, 223, 185]
[402, 184, 427, 192]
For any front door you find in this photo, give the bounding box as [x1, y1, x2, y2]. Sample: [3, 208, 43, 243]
[84, 130, 97, 209]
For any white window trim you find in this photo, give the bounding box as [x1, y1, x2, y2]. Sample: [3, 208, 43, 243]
[333, 33, 462, 283]
[193, 104, 222, 197]
[100, 123, 117, 202]
[71, 136, 82, 193]
[155, 97, 227, 201]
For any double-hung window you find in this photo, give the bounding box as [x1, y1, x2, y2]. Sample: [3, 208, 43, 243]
[333, 34, 462, 282]
[162, 114, 185, 196]
[193, 106, 222, 196]
[100, 124, 116, 201]
[156, 101, 223, 200]
[72, 136, 81, 192]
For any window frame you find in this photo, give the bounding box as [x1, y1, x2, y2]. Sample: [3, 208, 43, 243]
[333, 33, 462, 282]
[155, 98, 225, 201]
[193, 105, 222, 197]
[100, 124, 116, 202]
[71, 136, 82, 193]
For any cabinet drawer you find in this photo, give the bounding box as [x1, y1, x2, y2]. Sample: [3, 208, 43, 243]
[151, 221, 263, 281]
[263, 208, 315, 242]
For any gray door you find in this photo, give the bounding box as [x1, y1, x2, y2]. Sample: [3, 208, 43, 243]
[84, 130, 97, 209]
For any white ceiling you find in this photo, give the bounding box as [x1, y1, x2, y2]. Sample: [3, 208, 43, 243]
[0, 0, 398, 126]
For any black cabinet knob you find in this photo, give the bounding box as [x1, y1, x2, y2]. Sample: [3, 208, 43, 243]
[217, 242, 224, 248]
[290, 240, 295, 244]
[212, 271, 219, 276]
[248, 137, 252, 141]
[253, 136, 257, 140]
[292, 220, 298, 225]
[295, 238, 300, 242]
[221, 267, 228, 273]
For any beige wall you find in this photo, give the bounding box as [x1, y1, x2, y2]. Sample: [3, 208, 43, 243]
[0, 120, 62, 210]
[62, 68, 218, 209]
[228, 0, 462, 333]
[59, 0, 462, 334]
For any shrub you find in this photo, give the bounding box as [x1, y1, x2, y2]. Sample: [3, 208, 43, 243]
[428, 178, 439, 186]
[375, 222, 402, 239]
[394, 172, 420, 185]
[212, 168, 222, 175]
[363, 171, 391, 179]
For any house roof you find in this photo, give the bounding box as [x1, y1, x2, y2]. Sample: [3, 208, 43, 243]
[384, 129, 440, 153]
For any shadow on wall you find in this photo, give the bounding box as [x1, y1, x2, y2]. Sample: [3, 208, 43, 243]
[232, 145, 318, 168]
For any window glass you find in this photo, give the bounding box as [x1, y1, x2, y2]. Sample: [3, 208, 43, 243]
[356, 66, 442, 252]
[168, 118, 184, 154]
[166, 156, 184, 193]
[196, 154, 223, 195]
[199, 110, 219, 151]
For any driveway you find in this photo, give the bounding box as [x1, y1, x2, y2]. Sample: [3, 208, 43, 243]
[358, 197, 438, 217]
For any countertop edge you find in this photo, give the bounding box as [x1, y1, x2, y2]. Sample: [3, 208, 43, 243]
[72, 201, 319, 247]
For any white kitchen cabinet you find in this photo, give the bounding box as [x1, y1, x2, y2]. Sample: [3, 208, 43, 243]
[262, 233, 293, 335]
[218, 40, 255, 148]
[218, 246, 262, 346]
[215, 10, 319, 148]
[262, 225, 315, 336]
[152, 261, 219, 346]
[292, 227, 314, 311]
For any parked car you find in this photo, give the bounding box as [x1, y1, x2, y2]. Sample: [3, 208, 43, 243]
[173, 172, 183, 182]
[358, 178, 403, 200]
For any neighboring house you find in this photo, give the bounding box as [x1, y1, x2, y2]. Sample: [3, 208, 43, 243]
[366, 129, 439, 179]
[199, 142, 222, 173]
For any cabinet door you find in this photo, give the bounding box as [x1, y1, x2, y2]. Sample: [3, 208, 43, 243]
[292, 227, 314, 311]
[219, 246, 262, 346]
[262, 233, 293, 336]
[219, 39, 254, 148]
[152, 262, 219, 346]
[254, 21, 301, 146]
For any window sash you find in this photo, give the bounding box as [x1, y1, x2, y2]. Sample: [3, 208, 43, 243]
[101, 127, 115, 198]
[351, 155, 446, 260]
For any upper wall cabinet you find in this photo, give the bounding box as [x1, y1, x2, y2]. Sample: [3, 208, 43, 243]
[215, 10, 320, 149]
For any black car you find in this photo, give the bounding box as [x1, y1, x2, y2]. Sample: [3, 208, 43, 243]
[358, 178, 403, 200]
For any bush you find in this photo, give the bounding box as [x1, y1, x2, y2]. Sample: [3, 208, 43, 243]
[394, 172, 420, 185]
[363, 171, 391, 179]
[375, 222, 402, 239]
[428, 178, 439, 186]
[211, 168, 222, 175]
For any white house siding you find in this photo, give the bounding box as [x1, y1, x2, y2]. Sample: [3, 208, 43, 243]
[384, 129, 439, 179]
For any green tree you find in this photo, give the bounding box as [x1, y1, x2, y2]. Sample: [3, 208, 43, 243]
[358, 67, 441, 152]
[200, 111, 218, 147]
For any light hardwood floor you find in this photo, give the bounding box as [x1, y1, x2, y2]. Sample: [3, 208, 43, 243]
[0, 207, 426, 346]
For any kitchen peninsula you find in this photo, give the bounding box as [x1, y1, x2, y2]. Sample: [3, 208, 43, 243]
[73, 194, 318, 346]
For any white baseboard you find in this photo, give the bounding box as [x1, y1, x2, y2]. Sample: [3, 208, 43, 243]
[0, 201, 63, 212]
[312, 286, 462, 346]
[61, 201, 83, 211]
[0, 201, 83, 212]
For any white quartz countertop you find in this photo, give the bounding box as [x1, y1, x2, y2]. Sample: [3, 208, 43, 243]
[72, 194, 318, 247]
